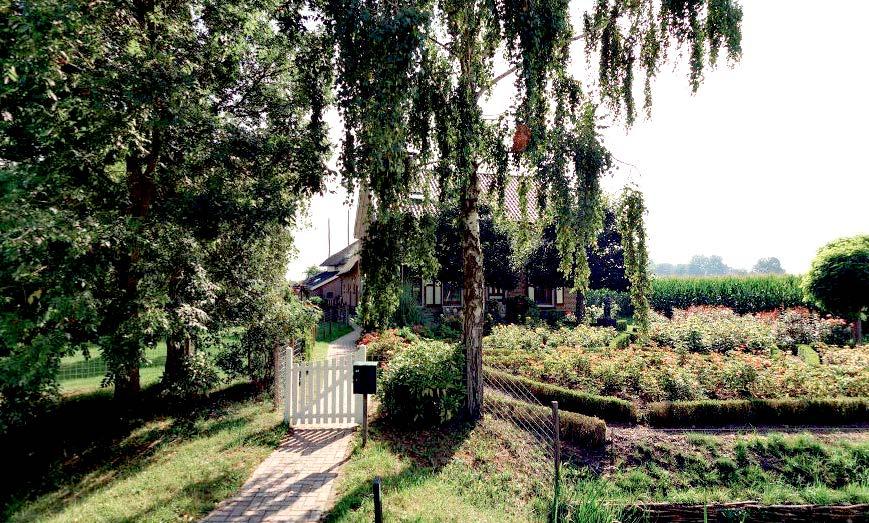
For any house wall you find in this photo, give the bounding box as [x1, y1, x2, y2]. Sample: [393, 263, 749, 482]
[339, 263, 360, 308]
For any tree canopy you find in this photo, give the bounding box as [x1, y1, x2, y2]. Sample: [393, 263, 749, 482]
[1, 0, 329, 427]
[324, 0, 743, 417]
[803, 235, 869, 342]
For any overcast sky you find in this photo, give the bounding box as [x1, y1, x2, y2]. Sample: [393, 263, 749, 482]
[287, 0, 869, 280]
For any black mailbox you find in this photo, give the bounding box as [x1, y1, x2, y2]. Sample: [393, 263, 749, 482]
[353, 361, 377, 395]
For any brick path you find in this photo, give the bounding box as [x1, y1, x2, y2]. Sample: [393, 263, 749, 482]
[203, 328, 364, 522]
[202, 427, 355, 522]
[326, 324, 361, 359]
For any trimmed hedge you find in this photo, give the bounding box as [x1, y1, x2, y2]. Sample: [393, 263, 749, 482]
[648, 397, 869, 428]
[485, 392, 607, 447]
[651, 275, 804, 315]
[484, 367, 639, 424]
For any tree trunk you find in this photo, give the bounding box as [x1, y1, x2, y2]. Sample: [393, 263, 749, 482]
[575, 291, 586, 322]
[855, 318, 863, 345]
[115, 365, 140, 402]
[461, 167, 485, 420]
[164, 332, 193, 386]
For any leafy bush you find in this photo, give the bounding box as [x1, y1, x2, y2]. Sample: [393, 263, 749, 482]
[803, 235, 869, 335]
[651, 275, 804, 315]
[484, 367, 638, 423]
[772, 307, 821, 351]
[648, 397, 869, 427]
[821, 317, 852, 346]
[650, 306, 776, 353]
[160, 351, 219, 402]
[362, 329, 413, 363]
[586, 289, 633, 318]
[392, 284, 421, 327]
[609, 332, 631, 349]
[378, 340, 464, 426]
[485, 393, 607, 447]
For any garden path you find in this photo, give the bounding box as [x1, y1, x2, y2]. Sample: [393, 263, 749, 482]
[326, 324, 361, 359]
[202, 326, 362, 522]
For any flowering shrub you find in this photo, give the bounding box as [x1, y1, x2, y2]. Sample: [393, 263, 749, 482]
[485, 324, 618, 354]
[362, 329, 413, 363]
[650, 306, 776, 353]
[483, 324, 869, 403]
[821, 317, 852, 346]
[772, 307, 821, 351]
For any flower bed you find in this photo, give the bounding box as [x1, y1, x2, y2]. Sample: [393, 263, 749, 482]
[484, 325, 869, 404]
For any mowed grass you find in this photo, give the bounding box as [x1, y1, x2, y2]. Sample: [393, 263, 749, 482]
[58, 343, 168, 394]
[325, 417, 551, 522]
[2, 383, 284, 522]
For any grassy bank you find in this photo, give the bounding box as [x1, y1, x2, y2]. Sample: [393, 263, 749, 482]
[326, 417, 551, 522]
[2, 383, 283, 522]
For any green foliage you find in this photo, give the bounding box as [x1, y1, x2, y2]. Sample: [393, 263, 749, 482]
[651, 275, 805, 315]
[0, 0, 329, 425]
[752, 257, 786, 274]
[803, 235, 869, 321]
[484, 367, 638, 423]
[392, 285, 422, 328]
[485, 323, 619, 353]
[648, 397, 869, 428]
[610, 332, 631, 349]
[378, 340, 465, 426]
[159, 351, 219, 402]
[218, 291, 321, 384]
[617, 188, 651, 337]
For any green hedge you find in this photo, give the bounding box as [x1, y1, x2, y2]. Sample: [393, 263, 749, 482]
[648, 397, 869, 427]
[485, 393, 607, 447]
[651, 275, 804, 315]
[484, 367, 638, 424]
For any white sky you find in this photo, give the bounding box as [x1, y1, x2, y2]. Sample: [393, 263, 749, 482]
[287, 0, 869, 281]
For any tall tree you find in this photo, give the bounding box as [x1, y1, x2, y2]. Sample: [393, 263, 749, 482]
[1, 0, 328, 419]
[326, 0, 742, 419]
[752, 257, 785, 274]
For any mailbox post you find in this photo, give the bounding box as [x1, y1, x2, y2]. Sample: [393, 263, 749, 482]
[353, 361, 377, 447]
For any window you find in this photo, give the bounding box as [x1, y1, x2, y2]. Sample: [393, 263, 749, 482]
[443, 282, 462, 306]
[556, 287, 564, 305]
[326, 291, 334, 299]
[487, 287, 504, 300]
[424, 281, 442, 306]
[528, 286, 554, 307]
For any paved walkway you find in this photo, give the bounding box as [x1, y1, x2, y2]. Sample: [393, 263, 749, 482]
[202, 326, 363, 523]
[326, 324, 361, 359]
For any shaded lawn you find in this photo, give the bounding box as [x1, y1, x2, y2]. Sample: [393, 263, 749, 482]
[58, 343, 168, 394]
[1, 383, 284, 522]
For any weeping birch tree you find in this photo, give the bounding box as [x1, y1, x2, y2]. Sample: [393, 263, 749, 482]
[325, 0, 743, 419]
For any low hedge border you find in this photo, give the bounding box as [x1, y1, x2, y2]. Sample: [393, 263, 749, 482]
[648, 397, 869, 428]
[485, 392, 607, 448]
[484, 367, 639, 424]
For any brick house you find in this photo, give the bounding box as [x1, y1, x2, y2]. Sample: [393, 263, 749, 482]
[304, 182, 577, 316]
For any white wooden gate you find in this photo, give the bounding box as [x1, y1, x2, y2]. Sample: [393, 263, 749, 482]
[284, 348, 366, 426]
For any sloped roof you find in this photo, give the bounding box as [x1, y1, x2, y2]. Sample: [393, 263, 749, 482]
[303, 270, 338, 290]
[320, 240, 360, 267]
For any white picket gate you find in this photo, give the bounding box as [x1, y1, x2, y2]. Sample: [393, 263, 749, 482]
[283, 347, 366, 426]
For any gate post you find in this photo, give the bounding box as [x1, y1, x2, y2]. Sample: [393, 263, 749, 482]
[284, 346, 293, 425]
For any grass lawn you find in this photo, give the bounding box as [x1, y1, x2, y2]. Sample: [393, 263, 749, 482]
[326, 416, 551, 522]
[2, 383, 284, 522]
[58, 343, 168, 395]
[312, 322, 355, 361]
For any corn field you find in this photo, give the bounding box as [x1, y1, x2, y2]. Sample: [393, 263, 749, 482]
[651, 275, 804, 315]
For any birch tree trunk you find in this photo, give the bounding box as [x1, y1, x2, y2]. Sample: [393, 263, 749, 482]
[461, 167, 484, 420]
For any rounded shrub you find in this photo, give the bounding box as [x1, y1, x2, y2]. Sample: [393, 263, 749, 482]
[378, 340, 464, 426]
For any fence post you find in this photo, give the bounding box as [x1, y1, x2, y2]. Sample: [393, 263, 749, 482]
[373, 476, 383, 523]
[551, 401, 560, 523]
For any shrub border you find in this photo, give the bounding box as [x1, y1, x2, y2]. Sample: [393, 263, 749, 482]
[648, 397, 869, 428]
[485, 392, 607, 447]
[484, 367, 639, 424]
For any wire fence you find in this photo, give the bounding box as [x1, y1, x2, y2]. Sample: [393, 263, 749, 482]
[482, 355, 562, 518]
[57, 347, 167, 393]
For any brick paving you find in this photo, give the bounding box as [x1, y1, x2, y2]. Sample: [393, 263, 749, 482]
[202, 427, 355, 522]
[326, 325, 361, 359]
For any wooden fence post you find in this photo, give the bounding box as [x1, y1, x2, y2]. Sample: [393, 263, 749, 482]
[373, 476, 383, 523]
[551, 401, 561, 522]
